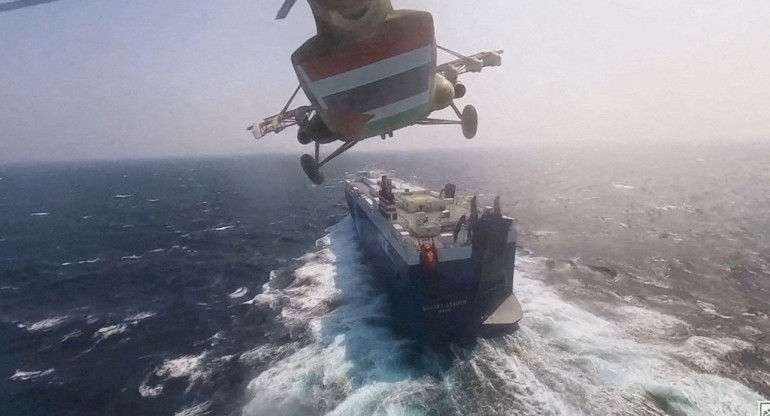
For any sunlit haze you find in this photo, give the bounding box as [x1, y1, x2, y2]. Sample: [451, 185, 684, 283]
[1, 0, 768, 164]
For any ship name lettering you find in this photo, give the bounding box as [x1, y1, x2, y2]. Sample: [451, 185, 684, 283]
[422, 299, 467, 312]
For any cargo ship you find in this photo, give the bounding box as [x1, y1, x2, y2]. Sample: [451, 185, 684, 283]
[344, 171, 523, 342]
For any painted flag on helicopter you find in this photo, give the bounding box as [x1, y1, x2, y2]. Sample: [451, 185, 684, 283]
[294, 14, 437, 139]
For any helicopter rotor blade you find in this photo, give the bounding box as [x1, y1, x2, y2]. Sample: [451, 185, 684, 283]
[0, 0, 64, 13]
[276, 0, 298, 19]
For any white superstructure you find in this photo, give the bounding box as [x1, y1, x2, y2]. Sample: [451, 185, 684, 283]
[346, 170, 517, 264]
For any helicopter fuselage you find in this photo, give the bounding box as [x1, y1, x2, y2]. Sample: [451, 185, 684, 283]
[293, 8, 441, 142]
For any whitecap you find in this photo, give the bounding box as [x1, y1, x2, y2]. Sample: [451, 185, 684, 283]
[22, 316, 68, 332]
[209, 225, 236, 232]
[174, 401, 212, 416]
[138, 352, 213, 400]
[78, 258, 101, 264]
[124, 311, 156, 322]
[94, 323, 129, 340]
[30, 212, 50, 216]
[613, 184, 635, 189]
[148, 199, 160, 202]
[696, 300, 733, 319]
[121, 255, 142, 260]
[156, 353, 207, 380]
[138, 384, 163, 398]
[10, 368, 54, 381]
[112, 194, 133, 199]
[62, 330, 83, 343]
[229, 287, 249, 299]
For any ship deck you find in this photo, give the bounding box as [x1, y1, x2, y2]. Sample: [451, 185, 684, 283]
[346, 171, 473, 251]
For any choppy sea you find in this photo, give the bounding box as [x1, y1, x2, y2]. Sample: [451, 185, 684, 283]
[0, 141, 768, 416]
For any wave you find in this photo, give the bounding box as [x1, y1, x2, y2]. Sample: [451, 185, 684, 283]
[242, 217, 409, 416]
[238, 217, 764, 416]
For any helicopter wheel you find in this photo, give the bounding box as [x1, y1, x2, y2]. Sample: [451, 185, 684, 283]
[461, 105, 478, 139]
[300, 154, 325, 185]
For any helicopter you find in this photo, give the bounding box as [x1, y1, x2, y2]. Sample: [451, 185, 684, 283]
[249, 0, 505, 184]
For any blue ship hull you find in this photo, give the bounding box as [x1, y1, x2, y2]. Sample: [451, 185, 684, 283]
[345, 189, 517, 342]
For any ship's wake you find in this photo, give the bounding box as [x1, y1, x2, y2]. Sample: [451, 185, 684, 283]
[240, 217, 764, 416]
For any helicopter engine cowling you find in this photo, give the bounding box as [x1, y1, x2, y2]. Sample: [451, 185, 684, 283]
[309, 0, 393, 40]
[431, 73, 455, 111]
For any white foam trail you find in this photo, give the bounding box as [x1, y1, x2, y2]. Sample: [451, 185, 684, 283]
[240, 218, 764, 416]
[446, 256, 764, 416]
[243, 218, 411, 416]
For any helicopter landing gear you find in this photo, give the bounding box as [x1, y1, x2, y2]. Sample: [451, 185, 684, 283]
[460, 104, 477, 139]
[300, 153, 324, 184]
[416, 102, 478, 139]
[299, 140, 360, 185]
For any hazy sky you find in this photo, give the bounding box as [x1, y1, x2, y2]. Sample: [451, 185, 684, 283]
[1, 0, 768, 164]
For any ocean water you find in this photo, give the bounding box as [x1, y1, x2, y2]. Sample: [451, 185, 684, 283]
[0, 141, 768, 415]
